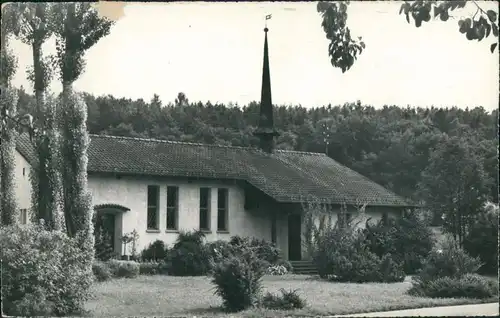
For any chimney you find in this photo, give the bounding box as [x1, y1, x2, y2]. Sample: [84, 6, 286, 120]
[254, 26, 279, 153]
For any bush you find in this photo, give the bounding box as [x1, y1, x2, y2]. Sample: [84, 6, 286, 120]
[229, 235, 280, 265]
[267, 265, 288, 276]
[275, 259, 293, 272]
[107, 259, 140, 278]
[260, 289, 306, 310]
[211, 245, 268, 312]
[364, 211, 434, 274]
[416, 237, 482, 283]
[409, 274, 498, 299]
[0, 224, 94, 317]
[141, 240, 168, 262]
[169, 230, 210, 276]
[92, 261, 113, 282]
[313, 224, 404, 283]
[138, 261, 170, 275]
[463, 203, 499, 275]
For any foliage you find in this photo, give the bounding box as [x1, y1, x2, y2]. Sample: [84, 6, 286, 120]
[229, 235, 281, 265]
[122, 229, 139, 259]
[138, 261, 169, 275]
[0, 224, 94, 316]
[316, 1, 365, 73]
[58, 90, 93, 245]
[211, 245, 268, 312]
[260, 289, 306, 310]
[107, 259, 140, 278]
[0, 86, 19, 226]
[313, 220, 405, 283]
[51, 2, 114, 84]
[414, 237, 483, 285]
[92, 261, 113, 282]
[364, 211, 435, 274]
[408, 274, 498, 299]
[418, 135, 490, 246]
[275, 259, 293, 272]
[141, 239, 168, 262]
[93, 216, 115, 261]
[399, 1, 499, 53]
[463, 202, 499, 275]
[267, 265, 289, 276]
[169, 230, 210, 276]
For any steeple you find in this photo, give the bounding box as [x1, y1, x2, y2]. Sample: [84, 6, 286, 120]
[254, 25, 279, 153]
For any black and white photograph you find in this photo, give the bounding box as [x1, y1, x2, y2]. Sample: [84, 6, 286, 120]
[0, 1, 498, 317]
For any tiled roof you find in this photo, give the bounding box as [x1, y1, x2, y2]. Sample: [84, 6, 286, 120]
[16, 133, 416, 207]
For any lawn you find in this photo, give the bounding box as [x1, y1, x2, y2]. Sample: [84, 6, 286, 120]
[85, 275, 498, 317]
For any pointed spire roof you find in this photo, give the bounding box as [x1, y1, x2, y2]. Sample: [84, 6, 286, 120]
[255, 26, 279, 153]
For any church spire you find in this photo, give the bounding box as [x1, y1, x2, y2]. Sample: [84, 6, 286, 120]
[255, 18, 279, 153]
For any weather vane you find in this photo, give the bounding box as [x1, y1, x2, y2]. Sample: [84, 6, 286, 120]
[265, 14, 272, 30]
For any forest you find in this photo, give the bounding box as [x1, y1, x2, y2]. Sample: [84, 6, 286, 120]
[15, 87, 498, 225]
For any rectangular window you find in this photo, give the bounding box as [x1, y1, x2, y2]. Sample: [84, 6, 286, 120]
[147, 185, 159, 230]
[217, 188, 228, 231]
[166, 186, 179, 230]
[19, 209, 27, 224]
[199, 188, 211, 231]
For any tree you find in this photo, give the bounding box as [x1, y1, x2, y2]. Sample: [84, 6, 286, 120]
[418, 135, 489, 247]
[0, 3, 21, 226]
[50, 2, 113, 245]
[8, 3, 63, 229]
[318, 1, 499, 72]
[175, 92, 189, 107]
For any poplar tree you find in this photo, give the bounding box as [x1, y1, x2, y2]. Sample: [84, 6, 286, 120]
[50, 3, 113, 247]
[0, 4, 21, 225]
[6, 3, 63, 229]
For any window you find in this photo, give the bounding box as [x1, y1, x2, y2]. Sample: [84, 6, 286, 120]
[199, 187, 211, 231]
[147, 185, 159, 230]
[166, 186, 179, 230]
[20, 209, 27, 224]
[22, 168, 26, 176]
[217, 188, 228, 231]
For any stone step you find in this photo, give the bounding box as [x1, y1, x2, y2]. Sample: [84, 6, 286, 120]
[289, 260, 318, 275]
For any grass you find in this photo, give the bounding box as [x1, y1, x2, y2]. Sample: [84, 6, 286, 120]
[85, 274, 498, 317]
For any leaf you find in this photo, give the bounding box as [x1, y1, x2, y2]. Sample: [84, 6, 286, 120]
[440, 10, 449, 22]
[433, 6, 441, 18]
[492, 23, 499, 37]
[406, 13, 410, 24]
[490, 43, 498, 53]
[486, 10, 497, 23]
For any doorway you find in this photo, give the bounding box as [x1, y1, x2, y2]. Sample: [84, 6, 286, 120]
[288, 213, 302, 261]
[94, 213, 116, 259]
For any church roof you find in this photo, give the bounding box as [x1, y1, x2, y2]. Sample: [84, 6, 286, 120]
[16, 133, 416, 207]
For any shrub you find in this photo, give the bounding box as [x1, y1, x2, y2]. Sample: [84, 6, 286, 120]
[313, 223, 405, 283]
[364, 211, 434, 274]
[275, 259, 293, 272]
[138, 261, 170, 275]
[463, 203, 499, 275]
[416, 237, 482, 283]
[92, 261, 113, 282]
[0, 224, 94, 317]
[169, 230, 210, 276]
[141, 239, 168, 262]
[409, 274, 498, 299]
[229, 235, 280, 265]
[267, 265, 288, 276]
[260, 289, 306, 310]
[211, 245, 268, 312]
[107, 259, 140, 278]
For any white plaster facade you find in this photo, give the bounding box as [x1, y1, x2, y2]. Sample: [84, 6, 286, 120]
[12, 149, 403, 260]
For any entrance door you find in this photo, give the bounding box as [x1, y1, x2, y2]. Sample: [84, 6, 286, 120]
[288, 213, 302, 261]
[94, 213, 116, 259]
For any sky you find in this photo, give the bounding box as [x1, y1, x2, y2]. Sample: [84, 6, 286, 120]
[8, 1, 500, 111]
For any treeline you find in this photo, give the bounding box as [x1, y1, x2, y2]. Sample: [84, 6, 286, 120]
[16, 87, 499, 214]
